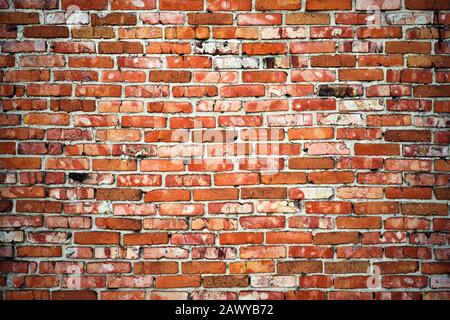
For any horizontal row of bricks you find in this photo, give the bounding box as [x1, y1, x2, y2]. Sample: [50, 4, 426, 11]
[2, 0, 449, 11]
[1, 69, 449, 84]
[1, 289, 447, 301]
[1, 26, 450, 41]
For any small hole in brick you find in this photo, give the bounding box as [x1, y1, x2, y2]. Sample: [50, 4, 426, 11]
[69, 172, 89, 183]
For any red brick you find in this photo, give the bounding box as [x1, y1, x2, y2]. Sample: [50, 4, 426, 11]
[266, 232, 312, 244]
[220, 232, 264, 245]
[242, 43, 287, 55]
[193, 188, 239, 201]
[256, 0, 300, 10]
[405, 0, 450, 10]
[74, 232, 120, 245]
[144, 189, 190, 202]
[156, 275, 201, 288]
[188, 13, 232, 25]
[182, 262, 226, 274]
[314, 232, 360, 245]
[203, 276, 248, 288]
[0, 12, 40, 24]
[62, 0, 107, 10]
[213, 27, 258, 39]
[306, 0, 352, 10]
[286, 13, 330, 25]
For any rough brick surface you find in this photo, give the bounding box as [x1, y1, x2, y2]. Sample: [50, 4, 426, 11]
[0, 0, 449, 300]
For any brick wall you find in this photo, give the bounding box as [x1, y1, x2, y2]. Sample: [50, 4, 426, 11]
[0, 0, 449, 300]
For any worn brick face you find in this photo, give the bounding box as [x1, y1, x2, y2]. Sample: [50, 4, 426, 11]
[0, 0, 448, 301]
